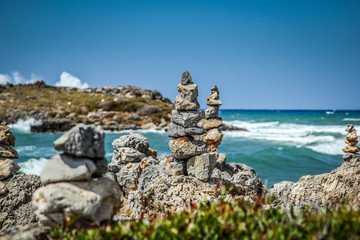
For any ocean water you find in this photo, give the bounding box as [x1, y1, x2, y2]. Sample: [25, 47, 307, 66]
[9, 110, 360, 187]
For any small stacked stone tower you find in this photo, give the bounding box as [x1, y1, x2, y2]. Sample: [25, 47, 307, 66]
[200, 85, 224, 157]
[0, 122, 20, 195]
[168, 71, 216, 181]
[342, 124, 360, 153]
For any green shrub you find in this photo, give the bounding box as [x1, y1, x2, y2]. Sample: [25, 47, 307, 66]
[51, 198, 360, 240]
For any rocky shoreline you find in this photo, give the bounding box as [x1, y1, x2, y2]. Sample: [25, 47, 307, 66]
[0, 73, 359, 239]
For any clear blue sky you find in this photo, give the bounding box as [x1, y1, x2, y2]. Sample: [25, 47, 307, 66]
[1, 0, 359, 109]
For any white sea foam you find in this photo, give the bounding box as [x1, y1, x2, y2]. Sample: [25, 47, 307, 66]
[326, 111, 334, 115]
[9, 118, 42, 132]
[343, 118, 360, 121]
[223, 120, 345, 155]
[18, 158, 48, 176]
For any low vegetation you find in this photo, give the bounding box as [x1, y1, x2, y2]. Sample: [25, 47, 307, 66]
[51, 197, 360, 239]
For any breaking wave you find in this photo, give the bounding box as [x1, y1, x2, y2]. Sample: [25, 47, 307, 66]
[18, 158, 48, 176]
[9, 118, 42, 132]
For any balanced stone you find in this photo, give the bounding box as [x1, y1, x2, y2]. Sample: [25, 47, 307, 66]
[342, 124, 360, 153]
[169, 136, 208, 159]
[202, 128, 223, 153]
[207, 99, 222, 106]
[40, 154, 97, 184]
[174, 95, 200, 111]
[207, 85, 220, 101]
[171, 110, 204, 128]
[0, 122, 15, 148]
[197, 118, 223, 130]
[112, 147, 146, 163]
[168, 122, 206, 138]
[0, 158, 20, 180]
[32, 178, 122, 227]
[54, 124, 105, 158]
[116, 163, 142, 193]
[187, 153, 216, 181]
[181, 71, 192, 85]
[112, 133, 149, 153]
[0, 143, 18, 159]
[0, 181, 7, 195]
[165, 156, 187, 176]
[177, 83, 198, 101]
[205, 106, 219, 119]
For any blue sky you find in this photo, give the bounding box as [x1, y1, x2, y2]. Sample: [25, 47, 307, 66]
[0, 0, 359, 109]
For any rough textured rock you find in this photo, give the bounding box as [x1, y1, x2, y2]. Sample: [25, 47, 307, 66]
[124, 175, 259, 219]
[174, 95, 200, 111]
[268, 154, 360, 208]
[197, 118, 223, 130]
[0, 158, 20, 181]
[0, 182, 7, 195]
[40, 154, 97, 184]
[187, 153, 216, 181]
[112, 133, 149, 153]
[181, 71, 192, 85]
[0, 143, 18, 159]
[115, 163, 142, 194]
[342, 145, 360, 153]
[171, 110, 204, 128]
[0, 174, 41, 232]
[112, 147, 146, 163]
[53, 124, 105, 158]
[169, 136, 209, 159]
[165, 157, 187, 176]
[137, 164, 166, 191]
[202, 128, 223, 153]
[93, 157, 109, 177]
[167, 122, 206, 138]
[32, 178, 122, 227]
[207, 99, 222, 106]
[177, 83, 198, 101]
[205, 106, 219, 119]
[0, 223, 50, 240]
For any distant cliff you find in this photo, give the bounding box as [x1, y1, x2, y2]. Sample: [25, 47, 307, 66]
[0, 81, 174, 133]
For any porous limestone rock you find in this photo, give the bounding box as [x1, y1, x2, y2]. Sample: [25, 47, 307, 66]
[205, 106, 219, 119]
[0, 122, 18, 159]
[268, 154, 360, 208]
[0, 158, 20, 181]
[174, 95, 200, 111]
[177, 83, 198, 101]
[202, 128, 223, 153]
[0, 174, 41, 232]
[112, 147, 146, 163]
[187, 153, 216, 181]
[0, 144, 18, 159]
[206, 99, 222, 106]
[0, 181, 7, 195]
[32, 178, 122, 227]
[115, 163, 142, 193]
[40, 154, 97, 184]
[112, 133, 149, 153]
[53, 124, 105, 158]
[169, 136, 209, 159]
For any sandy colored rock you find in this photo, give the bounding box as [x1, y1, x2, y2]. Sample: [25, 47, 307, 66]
[40, 154, 97, 184]
[0, 122, 15, 148]
[0, 181, 7, 195]
[171, 110, 204, 128]
[0, 158, 20, 180]
[206, 99, 222, 106]
[167, 122, 206, 138]
[197, 118, 223, 130]
[0, 143, 18, 159]
[206, 85, 219, 101]
[169, 136, 208, 159]
[342, 145, 360, 153]
[177, 83, 198, 101]
[205, 106, 219, 119]
[174, 95, 200, 111]
[32, 178, 122, 227]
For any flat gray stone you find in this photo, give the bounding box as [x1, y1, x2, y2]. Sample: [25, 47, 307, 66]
[187, 153, 216, 182]
[112, 147, 146, 163]
[53, 124, 105, 158]
[169, 136, 209, 160]
[174, 95, 200, 111]
[171, 110, 204, 128]
[116, 163, 142, 193]
[137, 164, 166, 191]
[112, 133, 149, 153]
[205, 106, 219, 119]
[40, 154, 96, 184]
[167, 122, 206, 138]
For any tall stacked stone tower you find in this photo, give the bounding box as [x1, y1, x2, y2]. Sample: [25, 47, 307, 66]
[168, 72, 216, 181]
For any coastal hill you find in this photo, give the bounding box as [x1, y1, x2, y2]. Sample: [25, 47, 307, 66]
[0, 81, 174, 133]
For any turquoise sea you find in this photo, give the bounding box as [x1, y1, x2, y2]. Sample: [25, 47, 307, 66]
[10, 110, 360, 187]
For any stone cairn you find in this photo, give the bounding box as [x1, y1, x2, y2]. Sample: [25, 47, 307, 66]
[107, 133, 158, 195]
[0, 122, 20, 195]
[342, 124, 360, 162]
[32, 124, 121, 227]
[200, 85, 224, 158]
[168, 71, 216, 182]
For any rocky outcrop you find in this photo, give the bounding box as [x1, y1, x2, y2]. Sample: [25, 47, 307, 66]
[0, 174, 41, 233]
[32, 124, 122, 227]
[268, 151, 360, 208]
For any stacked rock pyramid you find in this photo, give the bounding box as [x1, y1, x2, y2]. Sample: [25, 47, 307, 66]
[0, 122, 20, 195]
[33, 124, 121, 227]
[107, 133, 158, 194]
[200, 85, 224, 157]
[342, 124, 360, 154]
[168, 71, 216, 181]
